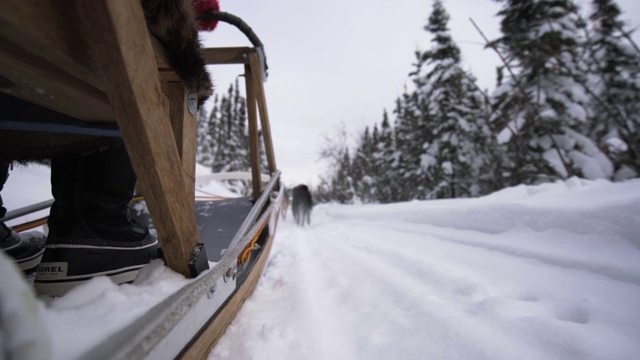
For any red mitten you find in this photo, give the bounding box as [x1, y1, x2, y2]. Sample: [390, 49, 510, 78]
[193, 0, 220, 31]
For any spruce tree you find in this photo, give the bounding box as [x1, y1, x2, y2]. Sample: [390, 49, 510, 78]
[206, 95, 222, 168]
[491, 0, 613, 183]
[212, 90, 232, 172]
[351, 126, 374, 203]
[367, 123, 383, 203]
[196, 106, 213, 167]
[375, 110, 398, 203]
[587, 0, 640, 179]
[408, 0, 491, 198]
[194, 80, 255, 194]
[393, 93, 425, 201]
[331, 148, 356, 204]
[231, 78, 250, 172]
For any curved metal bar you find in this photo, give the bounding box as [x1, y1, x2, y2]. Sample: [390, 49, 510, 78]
[227, 170, 280, 251]
[0, 199, 53, 222]
[198, 11, 263, 48]
[198, 10, 269, 79]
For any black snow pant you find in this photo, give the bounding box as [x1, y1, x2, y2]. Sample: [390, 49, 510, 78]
[47, 144, 147, 244]
[0, 160, 9, 220]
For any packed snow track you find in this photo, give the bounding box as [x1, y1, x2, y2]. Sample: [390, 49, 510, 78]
[210, 179, 640, 360]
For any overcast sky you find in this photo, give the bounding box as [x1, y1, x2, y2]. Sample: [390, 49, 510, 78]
[200, 0, 640, 187]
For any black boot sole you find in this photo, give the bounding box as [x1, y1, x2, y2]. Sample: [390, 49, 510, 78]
[34, 238, 161, 297]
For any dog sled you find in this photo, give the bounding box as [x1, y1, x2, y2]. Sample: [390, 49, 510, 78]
[0, 1, 282, 358]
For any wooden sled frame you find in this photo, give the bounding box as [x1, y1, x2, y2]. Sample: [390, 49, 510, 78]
[0, 0, 278, 277]
[1, 2, 282, 358]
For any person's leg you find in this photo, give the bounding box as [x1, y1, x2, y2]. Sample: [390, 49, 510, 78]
[46, 145, 149, 242]
[0, 160, 9, 220]
[34, 145, 161, 296]
[0, 160, 46, 275]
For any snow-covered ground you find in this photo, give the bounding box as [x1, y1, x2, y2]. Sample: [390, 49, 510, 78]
[3, 164, 640, 359]
[211, 178, 640, 360]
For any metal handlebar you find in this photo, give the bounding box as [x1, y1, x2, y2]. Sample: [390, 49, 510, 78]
[198, 10, 269, 80]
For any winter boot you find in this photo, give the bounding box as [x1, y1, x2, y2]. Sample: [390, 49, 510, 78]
[0, 223, 46, 276]
[0, 160, 46, 275]
[34, 145, 161, 296]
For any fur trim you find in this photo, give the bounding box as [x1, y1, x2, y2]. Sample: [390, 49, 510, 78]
[141, 0, 213, 105]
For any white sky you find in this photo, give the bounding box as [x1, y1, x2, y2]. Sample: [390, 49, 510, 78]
[200, 0, 640, 187]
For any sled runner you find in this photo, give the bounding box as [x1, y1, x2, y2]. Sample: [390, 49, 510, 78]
[0, 1, 282, 358]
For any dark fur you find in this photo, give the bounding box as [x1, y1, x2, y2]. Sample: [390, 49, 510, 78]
[292, 185, 313, 227]
[141, 0, 213, 105]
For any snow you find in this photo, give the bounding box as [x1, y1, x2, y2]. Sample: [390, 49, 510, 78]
[3, 167, 640, 359]
[0, 251, 51, 359]
[605, 137, 628, 153]
[2, 163, 52, 226]
[210, 178, 640, 360]
[195, 163, 241, 198]
[42, 261, 193, 359]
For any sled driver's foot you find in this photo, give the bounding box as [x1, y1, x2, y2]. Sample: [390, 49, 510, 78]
[34, 223, 161, 297]
[0, 222, 46, 276]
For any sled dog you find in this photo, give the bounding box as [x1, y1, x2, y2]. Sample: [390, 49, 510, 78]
[292, 184, 313, 226]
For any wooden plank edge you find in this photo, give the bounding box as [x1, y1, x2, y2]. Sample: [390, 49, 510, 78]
[200, 47, 255, 65]
[76, 0, 200, 277]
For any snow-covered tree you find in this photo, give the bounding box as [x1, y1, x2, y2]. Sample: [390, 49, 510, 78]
[491, 0, 613, 183]
[407, 0, 493, 198]
[373, 110, 398, 203]
[393, 91, 428, 201]
[587, 0, 640, 179]
[195, 80, 253, 194]
[318, 123, 356, 203]
[351, 126, 376, 203]
[332, 148, 356, 204]
[196, 105, 213, 167]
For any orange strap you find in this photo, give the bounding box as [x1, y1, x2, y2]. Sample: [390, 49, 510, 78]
[238, 220, 267, 267]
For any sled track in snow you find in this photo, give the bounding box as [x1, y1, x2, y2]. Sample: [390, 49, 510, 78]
[344, 219, 640, 287]
[303, 223, 552, 360]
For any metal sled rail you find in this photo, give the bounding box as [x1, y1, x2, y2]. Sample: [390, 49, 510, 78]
[198, 10, 268, 81]
[0, 199, 53, 223]
[82, 171, 282, 360]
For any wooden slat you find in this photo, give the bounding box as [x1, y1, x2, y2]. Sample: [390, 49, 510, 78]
[0, 1, 114, 121]
[0, 2, 193, 121]
[244, 63, 263, 199]
[0, 37, 113, 121]
[153, 39, 184, 83]
[248, 52, 278, 174]
[166, 83, 197, 201]
[179, 230, 276, 359]
[201, 47, 253, 65]
[75, 0, 200, 278]
[0, 1, 103, 89]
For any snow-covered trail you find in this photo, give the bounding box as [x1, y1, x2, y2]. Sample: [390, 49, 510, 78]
[6, 165, 640, 359]
[209, 180, 640, 360]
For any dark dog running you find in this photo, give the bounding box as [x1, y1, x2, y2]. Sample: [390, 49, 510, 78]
[291, 185, 313, 226]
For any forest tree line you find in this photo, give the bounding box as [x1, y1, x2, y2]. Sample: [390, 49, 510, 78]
[315, 0, 640, 204]
[196, 0, 639, 203]
[195, 79, 268, 195]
